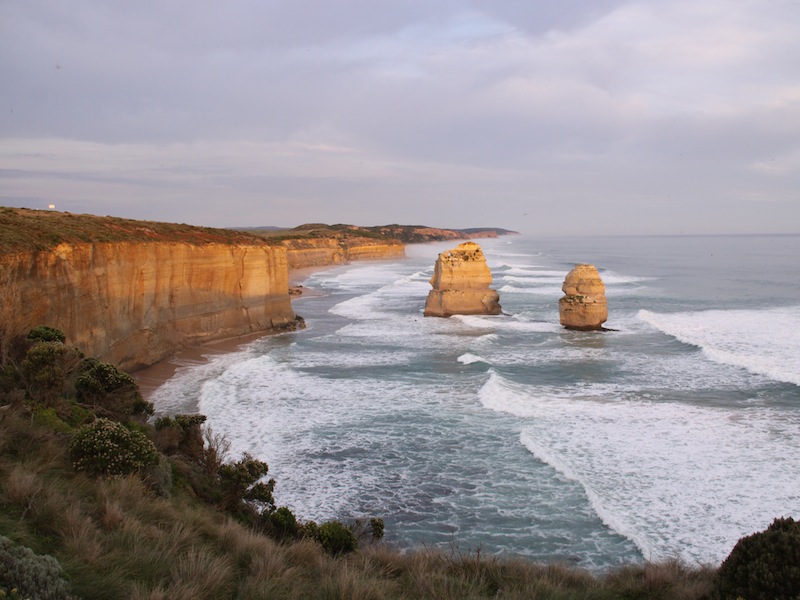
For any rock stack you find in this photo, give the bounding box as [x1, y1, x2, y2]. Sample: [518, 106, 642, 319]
[424, 242, 501, 317]
[559, 264, 608, 330]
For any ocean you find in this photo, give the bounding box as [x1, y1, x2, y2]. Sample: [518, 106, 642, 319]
[150, 234, 800, 570]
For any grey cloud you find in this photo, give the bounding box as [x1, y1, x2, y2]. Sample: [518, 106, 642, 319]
[0, 0, 798, 234]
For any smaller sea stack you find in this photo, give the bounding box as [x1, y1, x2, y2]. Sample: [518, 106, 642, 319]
[424, 242, 501, 317]
[559, 264, 608, 330]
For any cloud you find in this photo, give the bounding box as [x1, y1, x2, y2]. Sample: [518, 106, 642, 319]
[0, 0, 798, 233]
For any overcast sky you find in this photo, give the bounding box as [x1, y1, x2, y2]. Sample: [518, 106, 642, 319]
[1, 1, 799, 235]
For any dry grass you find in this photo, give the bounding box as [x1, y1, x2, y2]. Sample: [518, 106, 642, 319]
[604, 558, 716, 599]
[0, 206, 271, 253]
[167, 548, 237, 596]
[0, 404, 719, 600]
[1, 464, 43, 508]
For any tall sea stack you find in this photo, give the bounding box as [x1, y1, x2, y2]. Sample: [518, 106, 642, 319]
[559, 264, 608, 330]
[423, 242, 501, 317]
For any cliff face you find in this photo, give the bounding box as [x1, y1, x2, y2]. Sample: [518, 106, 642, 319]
[281, 238, 405, 270]
[0, 242, 297, 371]
[424, 242, 501, 317]
[559, 264, 608, 330]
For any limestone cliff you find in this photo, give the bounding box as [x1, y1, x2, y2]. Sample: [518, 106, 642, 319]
[559, 264, 608, 330]
[281, 238, 405, 270]
[423, 242, 501, 317]
[0, 242, 297, 371]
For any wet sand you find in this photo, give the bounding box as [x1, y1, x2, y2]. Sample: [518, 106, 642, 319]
[132, 332, 267, 399]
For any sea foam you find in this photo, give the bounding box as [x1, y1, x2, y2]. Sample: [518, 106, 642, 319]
[478, 371, 800, 564]
[639, 306, 800, 386]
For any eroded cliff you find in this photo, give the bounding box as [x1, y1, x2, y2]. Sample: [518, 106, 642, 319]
[0, 241, 297, 371]
[558, 264, 608, 330]
[281, 238, 405, 270]
[1, 209, 519, 370]
[423, 242, 501, 317]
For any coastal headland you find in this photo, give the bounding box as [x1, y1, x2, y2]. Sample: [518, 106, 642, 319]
[0, 207, 515, 371]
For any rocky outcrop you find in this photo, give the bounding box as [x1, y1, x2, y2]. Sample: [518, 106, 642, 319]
[559, 264, 608, 330]
[0, 242, 298, 371]
[281, 239, 348, 269]
[423, 242, 501, 317]
[281, 238, 405, 270]
[344, 241, 405, 262]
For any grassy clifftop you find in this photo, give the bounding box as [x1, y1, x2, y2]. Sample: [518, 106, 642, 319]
[0, 207, 270, 253]
[250, 223, 518, 245]
[0, 207, 516, 254]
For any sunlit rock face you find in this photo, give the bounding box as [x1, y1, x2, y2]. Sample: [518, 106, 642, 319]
[559, 264, 608, 330]
[423, 242, 501, 317]
[0, 242, 297, 370]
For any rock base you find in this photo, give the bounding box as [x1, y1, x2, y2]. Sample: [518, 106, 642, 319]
[424, 289, 501, 317]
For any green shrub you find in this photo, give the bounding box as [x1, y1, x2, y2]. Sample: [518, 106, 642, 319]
[369, 517, 385, 541]
[317, 521, 358, 556]
[26, 326, 66, 344]
[31, 406, 71, 434]
[217, 453, 275, 514]
[300, 520, 320, 541]
[70, 418, 159, 477]
[20, 343, 81, 403]
[154, 414, 207, 460]
[713, 516, 800, 600]
[0, 535, 74, 600]
[267, 506, 300, 541]
[351, 517, 385, 545]
[75, 359, 153, 420]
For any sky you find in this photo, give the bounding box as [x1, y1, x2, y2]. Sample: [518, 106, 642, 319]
[1, 1, 799, 235]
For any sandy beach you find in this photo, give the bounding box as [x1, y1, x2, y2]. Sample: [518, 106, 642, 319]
[132, 332, 268, 399]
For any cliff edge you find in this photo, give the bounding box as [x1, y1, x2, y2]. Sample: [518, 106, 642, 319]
[1, 241, 298, 371]
[1, 209, 515, 369]
[0, 208, 300, 370]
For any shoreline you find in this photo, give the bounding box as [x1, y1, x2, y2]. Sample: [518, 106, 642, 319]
[134, 245, 483, 399]
[134, 264, 338, 399]
[132, 331, 268, 399]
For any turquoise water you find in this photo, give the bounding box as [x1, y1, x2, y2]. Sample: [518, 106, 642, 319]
[151, 234, 800, 569]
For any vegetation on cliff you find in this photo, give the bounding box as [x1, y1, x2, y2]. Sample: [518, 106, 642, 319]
[7, 329, 796, 599]
[0, 207, 270, 253]
[250, 223, 519, 245]
[1, 206, 516, 256]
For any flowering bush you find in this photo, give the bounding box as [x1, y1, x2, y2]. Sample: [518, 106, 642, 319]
[70, 419, 158, 477]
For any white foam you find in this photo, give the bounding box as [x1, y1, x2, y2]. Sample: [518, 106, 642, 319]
[500, 284, 564, 296]
[502, 275, 564, 283]
[502, 269, 566, 278]
[600, 271, 654, 285]
[479, 372, 800, 565]
[458, 353, 488, 365]
[501, 267, 549, 276]
[639, 307, 800, 386]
